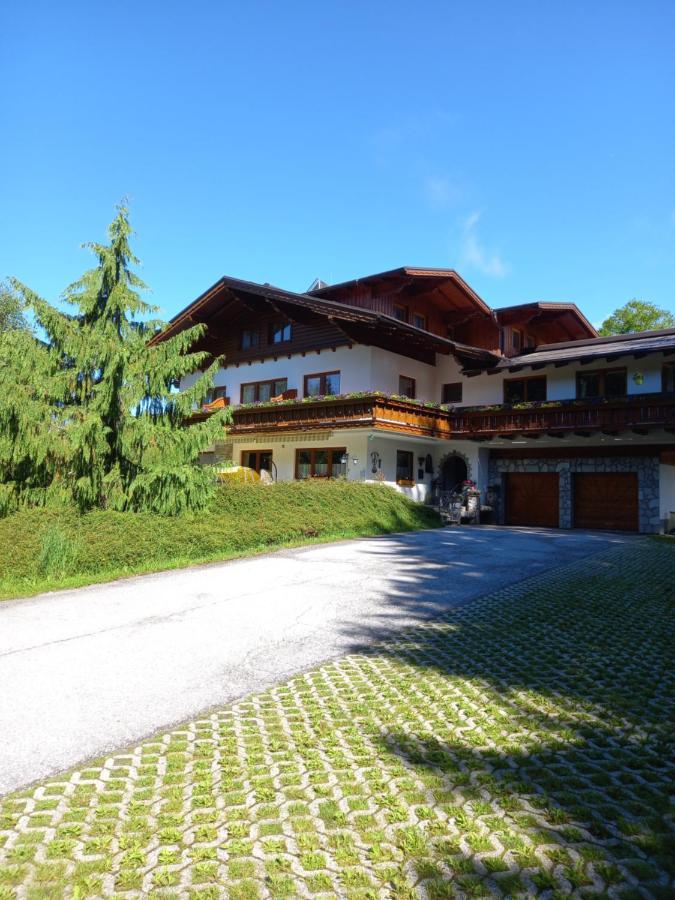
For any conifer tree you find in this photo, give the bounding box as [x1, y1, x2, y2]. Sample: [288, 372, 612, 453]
[4, 204, 230, 514]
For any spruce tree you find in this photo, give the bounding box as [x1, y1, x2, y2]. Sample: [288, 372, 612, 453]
[4, 204, 230, 514]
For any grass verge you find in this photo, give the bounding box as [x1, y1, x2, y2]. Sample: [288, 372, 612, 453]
[0, 481, 440, 601]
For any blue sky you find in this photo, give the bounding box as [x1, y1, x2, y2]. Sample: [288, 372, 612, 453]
[2, 0, 674, 327]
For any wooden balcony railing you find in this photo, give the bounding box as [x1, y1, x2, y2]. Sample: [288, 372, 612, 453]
[202, 392, 675, 439]
[229, 395, 453, 439]
[450, 393, 675, 437]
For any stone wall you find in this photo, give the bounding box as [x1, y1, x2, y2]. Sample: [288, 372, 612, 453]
[488, 454, 661, 533]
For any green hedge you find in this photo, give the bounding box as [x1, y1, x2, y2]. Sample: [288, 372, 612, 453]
[0, 481, 441, 599]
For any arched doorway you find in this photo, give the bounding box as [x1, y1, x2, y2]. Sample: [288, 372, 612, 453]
[440, 453, 468, 492]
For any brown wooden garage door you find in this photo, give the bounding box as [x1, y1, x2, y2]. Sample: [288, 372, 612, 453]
[506, 473, 559, 527]
[574, 473, 638, 531]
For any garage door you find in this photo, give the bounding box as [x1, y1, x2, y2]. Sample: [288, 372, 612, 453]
[574, 473, 638, 531]
[506, 473, 559, 527]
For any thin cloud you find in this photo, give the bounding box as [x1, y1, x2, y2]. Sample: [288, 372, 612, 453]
[423, 175, 462, 210]
[458, 210, 509, 278]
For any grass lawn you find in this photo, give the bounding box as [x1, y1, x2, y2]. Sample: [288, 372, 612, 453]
[0, 540, 673, 898]
[0, 482, 440, 601]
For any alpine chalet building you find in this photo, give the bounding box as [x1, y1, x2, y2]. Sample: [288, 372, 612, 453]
[153, 268, 675, 533]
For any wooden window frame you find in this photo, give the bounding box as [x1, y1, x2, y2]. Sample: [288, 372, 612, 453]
[205, 385, 228, 403]
[395, 449, 414, 485]
[442, 382, 463, 404]
[576, 367, 627, 400]
[303, 371, 341, 397]
[242, 450, 273, 474]
[503, 375, 547, 403]
[241, 329, 261, 350]
[662, 363, 675, 393]
[393, 304, 409, 323]
[240, 377, 288, 404]
[269, 321, 292, 344]
[511, 328, 523, 353]
[294, 447, 347, 480]
[412, 312, 427, 331]
[398, 375, 416, 398]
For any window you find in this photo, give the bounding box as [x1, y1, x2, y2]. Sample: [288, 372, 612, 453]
[511, 328, 522, 353]
[504, 376, 547, 403]
[576, 368, 627, 400]
[270, 321, 292, 344]
[412, 312, 427, 330]
[393, 304, 408, 323]
[396, 450, 414, 483]
[242, 450, 273, 474]
[295, 448, 347, 479]
[240, 378, 288, 404]
[398, 375, 416, 398]
[241, 330, 260, 350]
[662, 364, 675, 393]
[304, 371, 341, 397]
[442, 382, 463, 404]
[205, 385, 228, 403]
[524, 334, 536, 349]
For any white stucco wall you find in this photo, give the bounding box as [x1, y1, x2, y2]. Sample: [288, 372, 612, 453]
[183, 344, 670, 408]
[231, 430, 370, 483]
[182, 345, 374, 401]
[368, 347, 437, 400]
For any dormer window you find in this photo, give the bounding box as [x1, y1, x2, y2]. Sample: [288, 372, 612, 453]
[412, 313, 427, 330]
[393, 304, 409, 323]
[511, 328, 522, 353]
[270, 321, 292, 344]
[241, 329, 260, 350]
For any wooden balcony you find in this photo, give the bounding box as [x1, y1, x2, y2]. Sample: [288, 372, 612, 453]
[228, 395, 453, 439]
[200, 392, 675, 441]
[450, 393, 675, 438]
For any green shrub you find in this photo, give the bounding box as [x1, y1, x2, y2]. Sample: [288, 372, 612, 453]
[37, 525, 81, 578]
[0, 482, 441, 598]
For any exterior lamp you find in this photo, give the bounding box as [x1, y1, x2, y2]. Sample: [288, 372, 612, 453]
[340, 452, 348, 465]
[632, 372, 644, 385]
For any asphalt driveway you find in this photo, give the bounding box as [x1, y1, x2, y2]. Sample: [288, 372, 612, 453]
[0, 525, 637, 795]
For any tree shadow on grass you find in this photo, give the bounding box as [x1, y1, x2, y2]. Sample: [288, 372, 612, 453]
[339, 537, 674, 896]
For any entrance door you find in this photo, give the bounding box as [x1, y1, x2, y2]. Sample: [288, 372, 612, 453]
[243, 450, 273, 476]
[506, 473, 559, 527]
[574, 473, 638, 531]
[441, 455, 468, 492]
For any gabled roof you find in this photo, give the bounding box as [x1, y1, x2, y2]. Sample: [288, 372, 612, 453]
[493, 328, 675, 372]
[494, 301, 598, 339]
[309, 266, 493, 317]
[150, 274, 499, 367]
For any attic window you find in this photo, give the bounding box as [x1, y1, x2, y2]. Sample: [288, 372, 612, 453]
[393, 304, 409, 323]
[511, 328, 522, 352]
[241, 329, 260, 350]
[270, 321, 292, 344]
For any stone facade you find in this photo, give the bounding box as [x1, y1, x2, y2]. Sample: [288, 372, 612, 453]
[488, 454, 661, 534]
